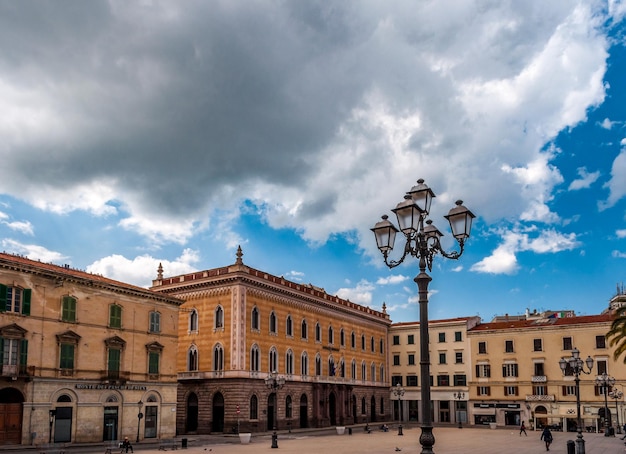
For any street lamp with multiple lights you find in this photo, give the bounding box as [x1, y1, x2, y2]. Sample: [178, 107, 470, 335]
[596, 372, 616, 436]
[265, 371, 285, 449]
[392, 383, 405, 436]
[559, 348, 594, 454]
[372, 179, 475, 454]
[609, 386, 623, 434]
[454, 392, 465, 429]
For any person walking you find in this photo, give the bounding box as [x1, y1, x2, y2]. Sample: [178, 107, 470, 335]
[540, 426, 553, 451]
[520, 420, 527, 436]
[121, 437, 134, 453]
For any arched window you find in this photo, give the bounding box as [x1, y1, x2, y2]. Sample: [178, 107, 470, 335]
[315, 354, 321, 376]
[370, 336, 375, 352]
[315, 323, 321, 342]
[351, 359, 356, 379]
[361, 361, 366, 381]
[251, 306, 260, 331]
[269, 347, 278, 373]
[189, 309, 198, 332]
[301, 319, 308, 340]
[269, 311, 277, 334]
[250, 395, 258, 419]
[301, 352, 308, 376]
[251, 344, 260, 372]
[286, 349, 294, 375]
[351, 331, 356, 349]
[286, 315, 293, 337]
[215, 306, 224, 329]
[213, 344, 224, 371]
[188, 345, 198, 371]
[286, 395, 293, 418]
[57, 394, 72, 402]
[361, 397, 366, 414]
[328, 326, 334, 344]
[370, 362, 376, 382]
[340, 359, 345, 378]
[361, 334, 366, 350]
[340, 328, 345, 347]
[328, 356, 335, 376]
[379, 364, 385, 382]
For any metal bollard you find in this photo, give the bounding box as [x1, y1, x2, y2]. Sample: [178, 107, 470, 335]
[566, 440, 575, 454]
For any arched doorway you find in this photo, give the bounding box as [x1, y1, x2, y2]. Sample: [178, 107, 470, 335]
[299, 394, 308, 429]
[598, 407, 612, 431]
[370, 396, 377, 423]
[267, 393, 276, 431]
[54, 394, 73, 443]
[0, 388, 23, 444]
[186, 393, 198, 433]
[352, 396, 357, 424]
[329, 393, 337, 426]
[534, 405, 548, 429]
[211, 393, 224, 433]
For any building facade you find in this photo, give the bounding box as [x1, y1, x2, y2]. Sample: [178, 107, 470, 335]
[388, 317, 480, 427]
[150, 247, 392, 435]
[0, 253, 182, 446]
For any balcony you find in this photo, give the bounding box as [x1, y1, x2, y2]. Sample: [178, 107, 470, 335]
[526, 394, 555, 401]
[100, 370, 130, 384]
[531, 375, 547, 382]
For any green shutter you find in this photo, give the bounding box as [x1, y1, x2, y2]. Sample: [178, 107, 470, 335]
[22, 289, 31, 315]
[0, 284, 6, 313]
[110, 305, 122, 328]
[108, 348, 121, 371]
[62, 297, 76, 322]
[149, 352, 159, 374]
[0, 337, 4, 364]
[19, 339, 28, 366]
[60, 344, 74, 369]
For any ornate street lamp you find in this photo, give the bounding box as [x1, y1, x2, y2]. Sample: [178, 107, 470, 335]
[392, 383, 405, 435]
[609, 386, 623, 435]
[559, 348, 593, 454]
[596, 372, 616, 436]
[136, 400, 144, 443]
[372, 179, 475, 454]
[454, 392, 465, 429]
[265, 370, 286, 448]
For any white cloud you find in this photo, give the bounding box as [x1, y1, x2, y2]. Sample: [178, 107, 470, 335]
[3, 220, 34, 235]
[0, 239, 68, 264]
[376, 274, 409, 285]
[599, 117, 617, 129]
[335, 280, 375, 306]
[612, 250, 626, 258]
[86, 248, 200, 288]
[617, 229, 626, 238]
[284, 270, 305, 282]
[568, 167, 600, 191]
[600, 140, 626, 210]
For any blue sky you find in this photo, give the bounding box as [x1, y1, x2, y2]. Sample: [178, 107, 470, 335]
[1, 1, 626, 323]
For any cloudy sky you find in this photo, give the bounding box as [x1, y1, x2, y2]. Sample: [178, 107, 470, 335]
[1, 0, 626, 323]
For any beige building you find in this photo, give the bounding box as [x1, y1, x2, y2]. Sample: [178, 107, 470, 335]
[388, 317, 480, 426]
[468, 311, 626, 431]
[0, 252, 182, 446]
[150, 247, 391, 434]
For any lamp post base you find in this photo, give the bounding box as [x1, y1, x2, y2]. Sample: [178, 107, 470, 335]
[398, 424, 403, 436]
[419, 425, 435, 454]
[271, 431, 278, 448]
[576, 430, 585, 454]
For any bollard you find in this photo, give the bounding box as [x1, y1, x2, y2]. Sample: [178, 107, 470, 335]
[348, 427, 352, 435]
[566, 440, 575, 454]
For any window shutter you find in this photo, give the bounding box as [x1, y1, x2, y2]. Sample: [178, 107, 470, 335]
[0, 337, 4, 364]
[20, 339, 28, 366]
[22, 289, 31, 315]
[502, 365, 506, 377]
[0, 284, 7, 313]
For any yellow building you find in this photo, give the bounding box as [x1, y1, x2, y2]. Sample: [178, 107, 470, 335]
[0, 252, 182, 446]
[468, 312, 626, 431]
[150, 247, 391, 434]
[389, 317, 480, 426]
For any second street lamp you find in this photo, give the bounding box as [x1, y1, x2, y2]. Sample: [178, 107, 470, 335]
[609, 387, 623, 435]
[372, 179, 474, 454]
[596, 372, 616, 436]
[265, 370, 285, 449]
[392, 383, 405, 436]
[454, 392, 465, 429]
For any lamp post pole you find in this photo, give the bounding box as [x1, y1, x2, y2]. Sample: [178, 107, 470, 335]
[596, 373, 616, 436]
[609, 387, 623, 435]
[559, 348, 593, 454]
[393, 383, 405, 435]
[136, 400, 144, 443]
[372, 179, 475, 454]
[265, 370, 285, 448]
[454, 392, 465, 429]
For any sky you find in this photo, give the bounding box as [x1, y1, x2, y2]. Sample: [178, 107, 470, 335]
[1, 1, 626, 323]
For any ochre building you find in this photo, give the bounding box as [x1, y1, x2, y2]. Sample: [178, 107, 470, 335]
[151, 247, 392, 435]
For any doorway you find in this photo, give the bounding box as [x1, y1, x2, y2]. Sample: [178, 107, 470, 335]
[267, 393, 276, 431]
[211, 393, 224, 433]
[54, 407, 72, 443]
[299, 394, 308, 429]
[102, 407, 118, 441]
[186, 393, 198, 433]
[329, 393, 336, 426]
[144, 406, 158, 438]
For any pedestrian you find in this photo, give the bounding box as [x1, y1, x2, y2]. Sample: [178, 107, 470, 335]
[540, 426, 553, 451]
[520, 420, 527, 436]
[121, 436, 134, 453]
[622, 422, 626, 439]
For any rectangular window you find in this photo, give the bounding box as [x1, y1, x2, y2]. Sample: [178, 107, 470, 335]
[406, 376, 418, 387]
[504, 386, 518, 396]
[149, 312, 160, 333]
[596, 335, 606, 349]
[505, 340, 514, 353]
[597, 360, 607, 375]
[478, 342, 487, 354]
[533, 339, 542, 352]
[391, 376, 403, 386]
[109, 305, 122, 329]
[0, 285, 31, 315]
[454, 331, 462, 342]
[562, 385, 576, 396]
[563, 337, 573, 351]
[61, 296, 76, 322]
[455, 352, 463, 364]
[453, 374, 467, 386]
[534, 363, 545, 376]
[107, 348, 121, 378]
[476, 364, 491, 378]
[408, 354, 415, 366]
[148, 352, 159, 375]
[393, 355, 400, 366]
[407, 334, 415, 345]
[437, 375, 449, 387]
[477, 386, 490, 396]
[502, 363, 518, 377]
[439, 352, 446, 364]
[393, 335, 400, 345]
[59, 344, 74, 370]
[533, 385, 547, 396]
[438, 332, 446, 343]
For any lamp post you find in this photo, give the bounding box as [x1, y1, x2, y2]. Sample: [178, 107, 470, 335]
[48, 409, 56, 444]
[372, 179, 475, 454]
[392, 383, 405, 435]
[454, 392, 465, 429]
[264, 370, 285, 448]
[559, 347, 593, 454]
[596, 372, 615, 436]
[609, 387, 623, 435]
[136, 400, 144, 443]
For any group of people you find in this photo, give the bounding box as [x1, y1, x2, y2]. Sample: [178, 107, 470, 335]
[519, 421, 553, 451]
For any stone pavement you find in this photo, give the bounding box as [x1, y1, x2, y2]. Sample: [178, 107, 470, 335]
[116, 426, 626, 454]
